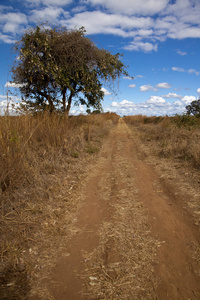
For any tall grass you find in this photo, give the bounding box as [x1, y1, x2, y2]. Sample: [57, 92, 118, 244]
[0, 112, 119, 194]
[124, 114, 200, 167]
[0, 112, 119, 294]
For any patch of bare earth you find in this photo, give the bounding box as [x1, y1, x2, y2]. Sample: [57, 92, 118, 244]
[29, 118, 200, 299]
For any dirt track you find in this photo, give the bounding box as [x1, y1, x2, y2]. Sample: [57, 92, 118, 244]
[38, 119, 200, 299]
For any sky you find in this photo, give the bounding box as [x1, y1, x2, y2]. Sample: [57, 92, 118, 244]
[0, 0, 200, 116]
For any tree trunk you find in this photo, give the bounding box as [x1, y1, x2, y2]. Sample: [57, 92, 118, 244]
[62, 89, 66, 112]
[48, 95, 54, 114]
[66, 91, 73, 116]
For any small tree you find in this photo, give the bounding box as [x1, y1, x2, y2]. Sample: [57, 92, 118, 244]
[12, 25, 129, 115]
[186, 99, 200, 116]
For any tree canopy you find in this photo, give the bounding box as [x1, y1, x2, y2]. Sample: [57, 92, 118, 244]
[12, 25, 129, 115]
[186, 99, 200, 116]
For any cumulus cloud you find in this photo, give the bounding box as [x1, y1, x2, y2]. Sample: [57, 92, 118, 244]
[172, 67, 199, 75]
[61, 11, 153, 38]
[140, 82, 171, 92]
[135, 75, 145, 79]
[173, 100, 183, 106]
[106, 94, 198, 116]
[123, 41, 158, 52]
[71, 5, 87, 13]
[24, 0, 72, 6]
[106, 98, 176, 116]
[70, 104, 85, 116]
[0, 12, 28, 35]
[182, 95, 196, 105]
[86, 0, 169, 16]
[0, 95, 21, 115]
[123, 76, 133, 80]
[172, 67, 185, 72]
[188, 69, 200, 76]
[128, 84, 136, 88]
[162, 93, 182, 99]
[168, 26, 200, 39]
[5, 82, 26, 88]
[177, 50, 187, 56]
[101, 87, 112, 95]
[0, 0, 199, 55]
[0, 0, 198, 59]
[146, 96, 166, 105]
[197, 88, 200, 97]
[140, 84, 157, 92]
[156, 82, 171, 89]
[0, 33, 15, 43]
[29, 6, 64, 23]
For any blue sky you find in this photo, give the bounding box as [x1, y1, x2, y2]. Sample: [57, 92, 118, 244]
[0, 0, 200, 116]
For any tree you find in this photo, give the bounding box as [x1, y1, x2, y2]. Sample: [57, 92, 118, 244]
[186, 99, 200, 116]
[12, 25, 129, 115]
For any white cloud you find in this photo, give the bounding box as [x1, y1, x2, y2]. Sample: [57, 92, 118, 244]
[106, 96, 185, 116]
[177, 50, 187, 56]
[0, 5, 12, 12]
[106, 92, 198, 116]
[124, 41, 158, 52]
[137, 29, 154, 37]
[197, 88, 200, 97]
[182, 95, 196, 105]
[140, 84, 158, 92]
[5, 82, 26, 88]
[71, 5, 87, 13]
[154, 1, 200, 40]
[101, 87, 112, 95]
[123, 76, 133, 80]
[172, 67, 199, 75]
[162, 93, 182, 99]
[0, 13, 27, 26]
[0, 0, 199, 52]
[188, 69, 199, 76]
[129, 84, 136, 88]
[163, 0, 200, 23]
[70, 104, 85, 115]
[135, 75, 145, 79]
[0, 33, 15, 43]
[173, 100, 183, 106]
[0, 12, 28, 34]
[146, 96, 166, 105]
[156, 82, 171, 89]
[0, 98, 21, 115]
[61, 11, 153, 37]
[29, 6, 64, 23]
[24, 0, 72, 6]
[172, 67, 185, 72]
[86, 0, 169, 16]
[169, 26, 200, 39]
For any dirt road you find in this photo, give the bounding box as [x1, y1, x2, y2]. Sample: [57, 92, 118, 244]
[46, 119, 200, 299]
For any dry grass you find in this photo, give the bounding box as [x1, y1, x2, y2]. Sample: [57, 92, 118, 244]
[123, 115, 200, 167]
[124, 114, 200, 232]
[0, 111, 119, 299]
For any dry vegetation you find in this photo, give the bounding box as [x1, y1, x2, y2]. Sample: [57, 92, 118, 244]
[0, 112, 119, 299]
[124, 114, 200, 167]
[1, 112, 200, 299]
[124, 114, 200, 228]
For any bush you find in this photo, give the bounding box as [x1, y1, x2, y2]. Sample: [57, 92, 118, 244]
[171, 114, 200, 128]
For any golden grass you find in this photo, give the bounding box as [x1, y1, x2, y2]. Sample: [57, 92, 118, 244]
[123, 115, 200, 167]
[0, 111, 119, 299]
[124, 114, 200, 232]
